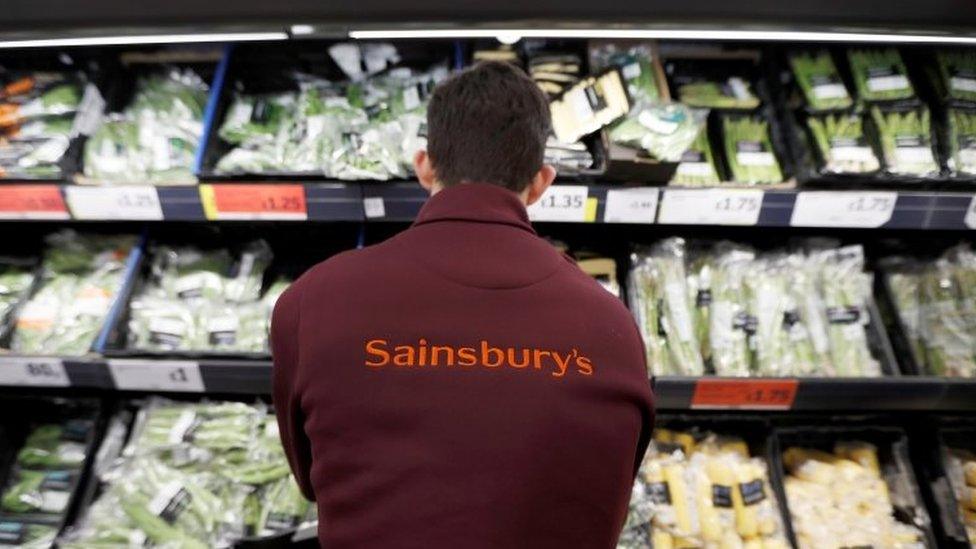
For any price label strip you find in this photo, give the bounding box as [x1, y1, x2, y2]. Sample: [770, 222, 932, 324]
[691, 378, 799, 410]
[603, 188, 659, 224]
[527, 185, 592, 222]
[200, 184, 307, 221]
[65, 186, 164, 220]
[363, 197, 386, 219]
[108, 359, 205, 392]
[790, 191, 897, 228]
[657, 189, 764, 225]
[0, 357, 69, 387]
[965, 195, 976, 229]
[0, 185, 70, 220]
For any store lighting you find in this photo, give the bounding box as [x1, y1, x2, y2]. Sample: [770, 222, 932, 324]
[348, 28, 976, 45]
[0, 31, 288, 49]
[290, 25, 316, 35]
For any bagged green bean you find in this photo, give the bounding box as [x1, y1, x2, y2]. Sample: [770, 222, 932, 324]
[947, 107, 976, 176]
[847, 48, 915, 102]
[789, 50, 853, 111]
[670, 125, 722, 186]
[871, 106, 940, 177]
[722, 115, 784, 184]
[806, 113, 880, 174]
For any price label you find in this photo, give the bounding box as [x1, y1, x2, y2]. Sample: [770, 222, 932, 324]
[200, 184, 307, 221]
[691, 378, 799, 410]
[604, 188, 659, 224]
[657, 189, 763, 225]
[0, 185, 69, 220]
[527, 185, 590, 222]
[790, 191, 896, 228]
[965, 195, 976, 229]
[363, 197, 386, 219]
[65, 186, 163, 220]
[108, 359, 204, 392]
[0, 357, 69, 387]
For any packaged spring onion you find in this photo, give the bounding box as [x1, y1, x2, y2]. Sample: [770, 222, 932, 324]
[848, 48, 915, 102]
[678, 77, 760, 110]
[669, 126, 722, 186]
[618, 428, 790, 549]
[83, 70, 208, 185]
[8, 231, 135, 356]
[807, 112, 881, 174]
[722, 115, 784, 184]
[871, 106, 941, 177]
[936, 50, 976, 104]
[946, 449, 976, 544]
[61, 399, 315, 548]
[789, 50, 854, 111]
[947, 107, 976, 176]
[783, 441, 925, 549]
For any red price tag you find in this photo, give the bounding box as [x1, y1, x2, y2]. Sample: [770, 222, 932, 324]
[201, 184, 307, 220]
[0, 185, 69, 219]
[691, 378, 798, 410]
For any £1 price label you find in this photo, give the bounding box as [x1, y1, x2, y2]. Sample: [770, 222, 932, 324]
[65, 186, 164, 220]
[790, 191, 897, 228]
[527, 185, 590, 222]
[657, 189, 764, 225]
[201, 184, 307, 221]
[603, 188, 659, 224]
[691, 378, 799, 410]
[0, 185, 70, 220]
[108, 359, 204, 392]
[0, 357, 69, 387]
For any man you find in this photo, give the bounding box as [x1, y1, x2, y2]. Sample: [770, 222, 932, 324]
[272, 60, 654, 548]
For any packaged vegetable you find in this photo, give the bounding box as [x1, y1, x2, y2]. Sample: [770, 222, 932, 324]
[937, 50, 976, 104]
[608, 102, 706, 162]
[669, 126, 721, 186]
[848, 48, 915, 102]
[789, 50, 853, 111]
[807, 112, 881, 174]
[0, 520, 58, 549]
[947, 107, 976, 176]
[678, 77, 760, 110]
[871, 106, 940, 177]
[589, 42, 662, 105]
[722, 115, 784, 184]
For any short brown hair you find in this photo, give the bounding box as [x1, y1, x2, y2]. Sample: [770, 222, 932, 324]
[426, 61, 551, 192]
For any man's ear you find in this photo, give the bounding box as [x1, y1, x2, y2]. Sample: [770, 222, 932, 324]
[524, 164, 557, 206]
[414, 150, 438, 194]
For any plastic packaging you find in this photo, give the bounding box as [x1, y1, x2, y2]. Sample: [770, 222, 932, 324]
[789, 50, 854, 111]
[722, 115, 784, 184]
[871, 106, 941, 177]
[608, 102, 706, 162]
[848, 48, 915, 102]
[946, 108, 976, 176]
[669, 125, 722, 186]
[807, 112, 881, 174]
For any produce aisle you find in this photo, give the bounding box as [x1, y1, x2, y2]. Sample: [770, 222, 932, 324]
[0, 14, 976, 548]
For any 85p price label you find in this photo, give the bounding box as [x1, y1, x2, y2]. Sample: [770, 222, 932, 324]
[0, 357, 69, 387]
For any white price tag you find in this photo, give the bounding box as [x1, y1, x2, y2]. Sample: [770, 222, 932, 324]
[527, 185, 589, 222]
[65, 186, 163, 220]
[363, 197, 386, 219]
[0, 357, 69, 387]
[108, 359, 204, 392]
[790, 191, 897, 228]
[657, 189, 763, 226]
[964, 195, 976, 229]
[603, 188, 659, 224]
[813, 83, 849, 100]
[950, 77, 976, 94]
[867, 74, 910, 93]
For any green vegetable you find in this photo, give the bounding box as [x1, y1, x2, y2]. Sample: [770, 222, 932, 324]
[708, 246, 755, 376]
[848, 48, 914, 102]
[608, 102, 705, 161]
[807, 113, 880, 174]
[678, 78, 760, 110]
[789, 51, 853, 111]
[0, 261, 34, 328]
[670, 127, 721, 186]
[0, 521, 58, 548]
[17, 422, 90, 468]
[814, 246, 880, 377]
[590, 43, 661, 104]
[1, 469, 73, 514]
[256, 477, 311, 537]
[870, 106, 939, 176]
[937, 50, 976, 103]
[722, 115, 783, 184]
[947, 108, 976, 176]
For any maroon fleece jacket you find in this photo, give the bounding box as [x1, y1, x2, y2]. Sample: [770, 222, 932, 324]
[272, 182, 654, 548]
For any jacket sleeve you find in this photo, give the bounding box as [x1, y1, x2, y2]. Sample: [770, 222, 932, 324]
[271, 280, 316, 501]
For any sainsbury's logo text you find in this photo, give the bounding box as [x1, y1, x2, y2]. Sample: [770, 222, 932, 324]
[365, 339, 594, 378]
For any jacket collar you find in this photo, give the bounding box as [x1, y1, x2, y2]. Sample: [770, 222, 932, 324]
[412, 183, 536, 234]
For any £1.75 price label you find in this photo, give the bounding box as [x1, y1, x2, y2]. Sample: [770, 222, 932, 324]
[657, 189, 764, 225]
[200, 184, 307, 221]
[65, 186, 164, 220]
[108, 359, 204, 392]
[0, 357, 69, 387]
[0, 185, 70, 220]
[527, 185, 593, 222]
[790, 191, 897, 228]
[691, 378, 799, 410]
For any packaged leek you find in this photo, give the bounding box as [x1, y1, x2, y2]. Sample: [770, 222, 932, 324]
[871, 106, 940, 177]
[722, 115, 784, 184]
[806, 112, 881, 174]
[814, 246, 881, 377]
[919, 260, 976, 377]
[628, 253, 671, 376]
[848, 48, 915, 102]
[937, 49, 976, 104]
[708, 245, 755, 377]
[789, 50, 853, 111]
[669, 124, 722, 186]
[947, 107, 976, 176]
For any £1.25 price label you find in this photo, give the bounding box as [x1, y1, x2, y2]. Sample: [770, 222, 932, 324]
[0, 357, 69, 387]
[790, 191, 897, 228]
[691, 378, 799, 410]
[603, 188, 659, 224]
[0, 185, 70, 220]
[108, 359, 204, 392]
[200, 184, 307, 221]
[65, 186, 164, 220]
[657, 188, 764, 225]
[527, 185, 593, 222]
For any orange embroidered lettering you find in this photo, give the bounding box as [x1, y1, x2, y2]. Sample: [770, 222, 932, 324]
[481, 340, 504, 368]
[365, 339, 390, 367]
[431, 345, 454, 366]
[507, 348, 531, 368]
[576, 355, 594, 375]
[393, 346, 415, 366]
[457, 347, 477, 366]
[551, 351, 572, 378]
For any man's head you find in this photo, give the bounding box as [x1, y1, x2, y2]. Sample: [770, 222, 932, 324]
[414, 61, 556, 204]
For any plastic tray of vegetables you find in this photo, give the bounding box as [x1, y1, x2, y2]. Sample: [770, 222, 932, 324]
[788, 50, 854, 112]
[847, 48, 915, 103]
[870, 105, 941, 178]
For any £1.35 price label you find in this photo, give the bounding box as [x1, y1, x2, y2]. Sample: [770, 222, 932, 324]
[657, 189, 764, 225]
[65, 186, 164, 220]
[527, 185, 592, 222]
[0, 185, 70, 220]
[0, 357, 69, 387]
[691, 378, 799, 410]
[603, 188, 659, 224]
[200, 184, 307, 221]
[790, 191, 897, 228]
[108, 359, 204, 392]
